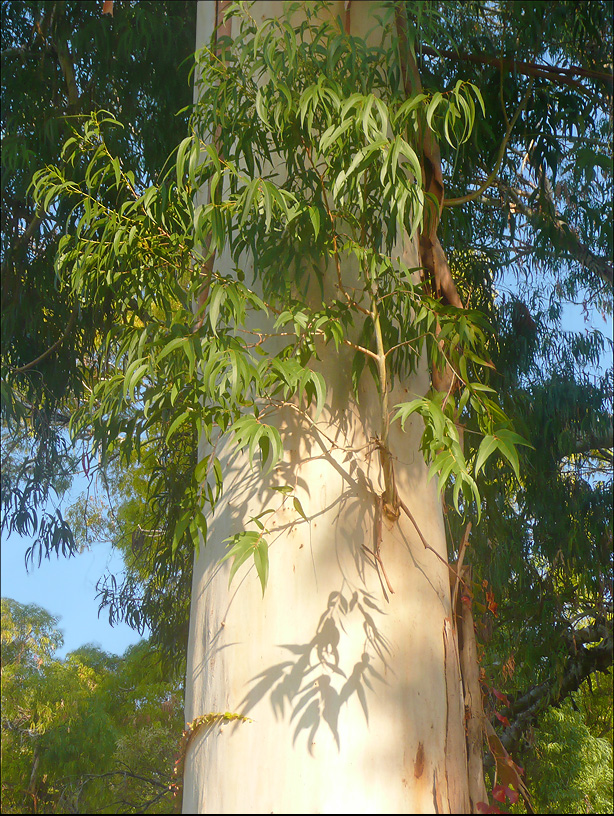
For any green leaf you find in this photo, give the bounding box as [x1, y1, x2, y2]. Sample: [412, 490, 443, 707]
[221, 530, 269, 594]
[208, 284, 227, 335]
[232, 416, 283, 473]
[428, 450, 457, 494]
[261, 182, 272, 229]
[308, 371, 326, 420]
[319, 119, 353, 153]
[394, 92, 428, 124]
[260, 424, 283, 473]
[426, 92, 443, 131]
[475, 434, 499, 476]
[308, 206, 321, 239]
[176, 135, 193, 188]
[124, 361, 149, 402]
[495, 428, 533, 448]
[172, 512, 191, 555]
[293, 496, 308, 521]
[252, 536, 269, 595]
[396, 137, 422, 184]
[157, 336, 188, 363]
[240, 178, 262, 226]
[165, 409, 192, 444]
[495, 436, 520, 481]
[393, 398, 424, 429]
[194, 455, 211, 484]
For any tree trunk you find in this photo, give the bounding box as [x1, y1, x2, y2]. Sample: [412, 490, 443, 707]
[183, 2, 475, 812]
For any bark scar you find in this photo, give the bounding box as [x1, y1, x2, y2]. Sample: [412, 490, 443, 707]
[414, 741, 425, 778]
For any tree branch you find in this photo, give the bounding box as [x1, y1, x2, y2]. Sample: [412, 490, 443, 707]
[420, 45, 613, 94]
[494, 619, 613, 758]
[567, 425, 614, 458]
[506, 188, 614, 288]
[10, 310, 77, 374]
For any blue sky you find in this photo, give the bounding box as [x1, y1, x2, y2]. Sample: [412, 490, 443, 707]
[1, 477, 150, 659]
[1, 528, 148, 660]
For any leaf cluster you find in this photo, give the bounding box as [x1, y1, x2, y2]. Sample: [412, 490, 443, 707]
[1, 0, 198, 566]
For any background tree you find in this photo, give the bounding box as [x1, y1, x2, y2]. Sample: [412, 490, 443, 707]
[1, 0, 612, 812]
[1, 0, 198, 663]
[521, 675, 613, 815]
[1, 597, 184, 814]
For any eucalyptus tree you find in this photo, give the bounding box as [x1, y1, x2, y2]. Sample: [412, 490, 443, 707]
[180, 1, 611, 811]
[2, 0, 612, 813]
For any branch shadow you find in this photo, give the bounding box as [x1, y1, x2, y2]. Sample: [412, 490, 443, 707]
[238, 588, 390, 754]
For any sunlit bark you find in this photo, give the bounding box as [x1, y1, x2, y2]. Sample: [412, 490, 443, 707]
[183, 3, 476, 812]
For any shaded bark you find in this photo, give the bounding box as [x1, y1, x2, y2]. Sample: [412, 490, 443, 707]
[457, 565, 489, 812]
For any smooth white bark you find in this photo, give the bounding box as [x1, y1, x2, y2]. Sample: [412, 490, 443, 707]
[184, 3, 470, 812]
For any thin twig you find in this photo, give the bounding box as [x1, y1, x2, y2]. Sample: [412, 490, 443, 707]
[398, 497, 470, 596]
[11, 311, 77, 374]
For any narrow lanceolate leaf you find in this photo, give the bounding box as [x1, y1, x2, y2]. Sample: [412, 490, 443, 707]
[208, 284, 227, 335]
[172, 512, 192, 556]
[494, 428, 532, 481]
[494, 435, 521, 481]
[260, 424, 283, 473]
[426, 91, 443, 131]
[428, 450, 457, 495]
[308, 205, 320, 239]
[221, 530, 269, 594]
[123, 360, 150, 401]
[240, 178, 262, 226]
[309, 371, 327, 420]
[393, 398, 424, 429]
[165, 409, 192, 444]
[232, 416, 283, 473]
[293, 496, 308, 522]
[157, 336, 188, 363]
[252, 536, 269, 595]
[475, 434, 499, 476]
[175, 135, 193, 189]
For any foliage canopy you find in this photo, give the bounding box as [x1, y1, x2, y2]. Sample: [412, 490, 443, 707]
[1, 597, 183, 814]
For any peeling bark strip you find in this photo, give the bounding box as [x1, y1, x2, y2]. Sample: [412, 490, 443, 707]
[443, 618, 471, 813]
[394, 5, 464, 394]
[456, 566, 489, 811]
